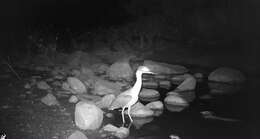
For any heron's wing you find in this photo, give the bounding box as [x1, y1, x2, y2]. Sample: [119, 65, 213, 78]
[109, 94, 132, 110]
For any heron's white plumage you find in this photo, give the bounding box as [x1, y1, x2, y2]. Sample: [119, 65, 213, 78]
[109, 66, 155, 123]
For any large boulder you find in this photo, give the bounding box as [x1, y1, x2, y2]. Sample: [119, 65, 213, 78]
[75, 102, 103, 130]
[208, 67, 246, 84]
[108, 59, 134, 81]
[92, 79, 122, 96]
[139, 89, 160, 102]
[143, 60, 188, 74]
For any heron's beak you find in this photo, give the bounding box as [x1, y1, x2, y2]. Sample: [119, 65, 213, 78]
[145, 71, 156, 74]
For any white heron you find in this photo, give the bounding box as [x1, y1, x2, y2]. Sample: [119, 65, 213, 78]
[109, 66, 155, 123]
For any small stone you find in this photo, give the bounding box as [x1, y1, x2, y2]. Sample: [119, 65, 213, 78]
[25, 91, 32, 94]
[68, 130, 88, 139]
[52, 81, 61, 87]
[115, 127, 129, 139]
[62, 82, 70, 91]
[41, 93, 59, 106]
[24, 83, 31, 89]
[37, 81, 51, 90]
[69, 95, 79, 103]
[194, 73, 203, 79]
[45, 78, 54, 82]
[169, 134, 180, 139]
[71, 69, 81, 77]
[102, 124, 119, 132]
[54, 75, 64, 80]
[30, 78, 37, 86]
[145, 101, 164, 110]
[2, 105, 11, 109]
[67, 77, 86, 94]
[106, 113, 113, 118]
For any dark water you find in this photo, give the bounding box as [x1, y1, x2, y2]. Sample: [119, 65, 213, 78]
[109, 78, 255, 139]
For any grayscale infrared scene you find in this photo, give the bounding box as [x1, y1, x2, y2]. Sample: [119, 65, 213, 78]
[0, 0, 258, 139]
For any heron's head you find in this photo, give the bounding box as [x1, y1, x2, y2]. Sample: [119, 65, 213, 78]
[137, 66, 155, 74]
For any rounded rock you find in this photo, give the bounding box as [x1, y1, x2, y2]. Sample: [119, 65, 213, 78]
[139, 89, 160, 102]
[208, 67, 246, 84]
[164, 95, 189, 106]
[75, 101, 103, 130]
[69, 95, 79, 103]
[67, 77, 87, 94]
[145, 101, 164, 110]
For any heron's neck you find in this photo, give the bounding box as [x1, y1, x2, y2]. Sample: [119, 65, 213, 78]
[132, 72, 143, 96]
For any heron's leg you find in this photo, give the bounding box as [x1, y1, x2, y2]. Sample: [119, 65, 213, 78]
[127, 106, 133, 122]
[121, 106, 126, 123]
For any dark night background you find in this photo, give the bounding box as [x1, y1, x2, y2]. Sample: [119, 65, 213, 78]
[0, 0, 259, 74]
[0, 0, 259, 138]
